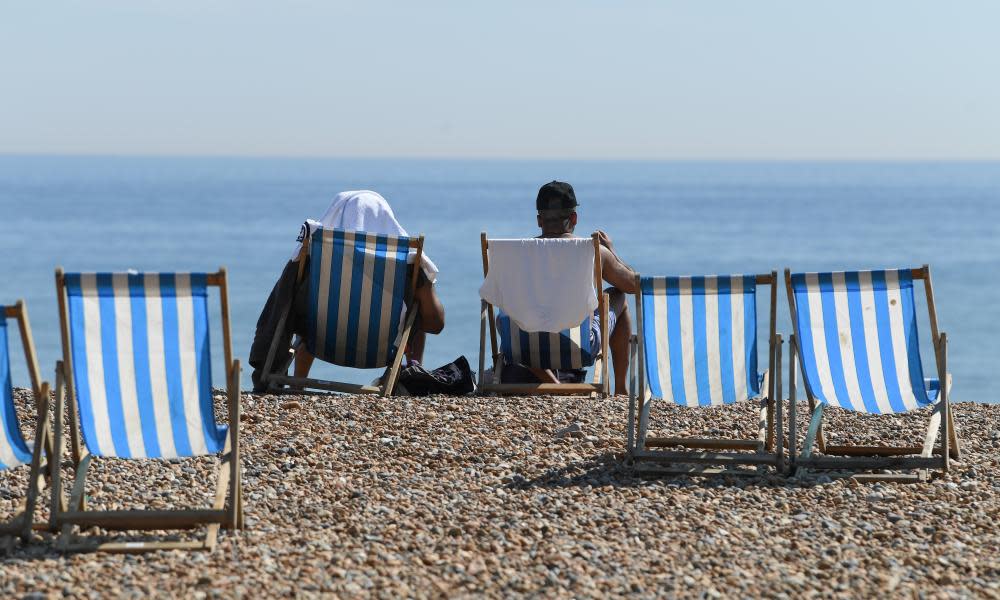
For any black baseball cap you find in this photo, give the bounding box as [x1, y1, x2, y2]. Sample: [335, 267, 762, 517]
[536, 181, 578, 211]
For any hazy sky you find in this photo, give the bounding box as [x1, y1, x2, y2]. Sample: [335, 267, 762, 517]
[2, 1, 999, 159]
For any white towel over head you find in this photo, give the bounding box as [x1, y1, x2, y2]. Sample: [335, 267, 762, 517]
[479, 238, 598, 333]
[291, 190, 439, 283]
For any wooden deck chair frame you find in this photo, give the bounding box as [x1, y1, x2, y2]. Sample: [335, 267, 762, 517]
[52, 268, 243, 553]
[478, 232, 610, 398]
[627, 272, 785, 476]
[1, 301, 57, 552]
[785, 265, 961, 483]
[260, 233, 425, 397]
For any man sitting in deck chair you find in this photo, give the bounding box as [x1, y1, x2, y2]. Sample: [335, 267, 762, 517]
[497, 181, 637, 395]
[249, 191, 445, 390]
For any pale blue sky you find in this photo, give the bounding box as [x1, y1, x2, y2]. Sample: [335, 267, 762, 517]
[2, 1, 999, 159]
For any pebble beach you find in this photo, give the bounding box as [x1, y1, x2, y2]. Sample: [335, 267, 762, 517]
[1, 389, 998, 598]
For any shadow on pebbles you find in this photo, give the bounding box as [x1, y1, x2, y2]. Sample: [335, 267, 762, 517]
[2, 389, 998, 598]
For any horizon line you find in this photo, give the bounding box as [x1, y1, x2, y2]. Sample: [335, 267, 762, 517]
[2, 151, 1000, 163]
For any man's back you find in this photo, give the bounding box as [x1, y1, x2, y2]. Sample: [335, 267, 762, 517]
[528, 181, 638, 394]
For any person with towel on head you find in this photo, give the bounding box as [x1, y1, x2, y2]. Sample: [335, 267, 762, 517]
[249, 191, 445, 390]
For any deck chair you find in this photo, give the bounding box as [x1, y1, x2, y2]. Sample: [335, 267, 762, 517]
[53, 269, 243, 552]
[478, 232, 609, 397]
[627, 272, 784, 475]
[785, 266, 960, 482]
[261, 227, 423, 396]
[1, 301, 53, 551]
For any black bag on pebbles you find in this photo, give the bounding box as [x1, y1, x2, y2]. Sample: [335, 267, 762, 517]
[397, 356, 475, 396]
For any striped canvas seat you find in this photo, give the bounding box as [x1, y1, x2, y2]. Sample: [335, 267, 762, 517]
[640, 275, 760, 406]
[63, 273, 228, 459]
[306, 228, 410, 369]
[497, 312, 594, 370]
[789, 269, 933, 414]
[0, 313, 31, 470]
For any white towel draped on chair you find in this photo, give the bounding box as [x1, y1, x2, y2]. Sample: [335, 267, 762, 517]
[479, 238, 597, 333]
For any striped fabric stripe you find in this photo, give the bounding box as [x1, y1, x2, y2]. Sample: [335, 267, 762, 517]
[640, 276, 760, 406]
[790, 269, 931, 413]
[0, 312, 32, 470]
[497, 312, 594, 370]
[306, 228, 410, 369]
[63, 274, 228, 459]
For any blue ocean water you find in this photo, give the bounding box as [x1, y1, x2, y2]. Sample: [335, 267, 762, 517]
[1, 156, 997, 402]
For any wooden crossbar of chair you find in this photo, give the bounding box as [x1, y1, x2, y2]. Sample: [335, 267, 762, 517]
[52, 268, 243, 553]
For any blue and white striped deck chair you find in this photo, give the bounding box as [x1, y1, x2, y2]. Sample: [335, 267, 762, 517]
[54, 269, 243, 553]
[479, 233, 610, 397]
[498, 311, 596, 371]
[785, 266, 959, 482]
[628, 272, 784, 474]
[1, 301, 53, 550]
[261, 227, 424, 396]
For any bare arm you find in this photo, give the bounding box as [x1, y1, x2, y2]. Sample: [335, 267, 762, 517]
[414, 275, 445, 334]
[597, 232, 637, 293]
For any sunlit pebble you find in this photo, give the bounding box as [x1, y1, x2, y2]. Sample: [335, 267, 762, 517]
[2, 388, 997, 596]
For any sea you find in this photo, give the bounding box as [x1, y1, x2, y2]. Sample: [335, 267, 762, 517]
[1, 156, 997, 403]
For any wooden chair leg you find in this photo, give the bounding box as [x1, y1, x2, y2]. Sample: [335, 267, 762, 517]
[756, 400, 768, 452]
[796, 403, 824, 478]
[589, 355, 602, 400]
[478, 300, 488, 390]
[774, 337, 784, 473]
[237, 485, 245, 530]
[383, 309, 418, 397]
[948, 402, 961, 460]
[626, 335, 637, 453]
[273, 341, 298, 390]
[227, 360, 241, 530]
[761, 367, 773, 452]
[51, 363, 65, 532]
[59, 454, 93, 551]
[919, 399, 945, 479]
[493, 354, 504, 386]
[806, 395, 826, 453]
[21, 389, 51, 541]
[942, 372, 960, 460]
[788, 338, 798, 470]
[67, 390, 82, 474]
[205, 438, 236, 555]
[601, 293, 610, 397]
[636, 388, 653, 453]
[260, 300, 294, 392]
